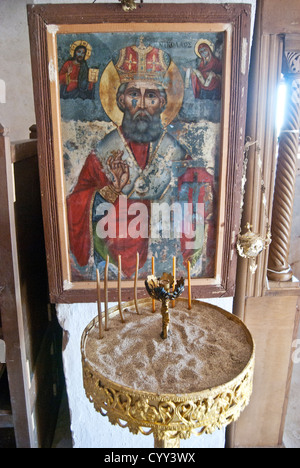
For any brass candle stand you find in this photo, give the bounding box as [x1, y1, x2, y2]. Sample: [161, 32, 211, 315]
[81, 295, 255, 448]
[145, 273, 185, 339]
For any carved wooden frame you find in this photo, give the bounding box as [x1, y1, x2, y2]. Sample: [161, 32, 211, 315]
[27, 3, 251, 303]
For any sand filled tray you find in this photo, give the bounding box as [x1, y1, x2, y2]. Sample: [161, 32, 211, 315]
[83, 299, 252, 395]
[81, 298, 255, 445]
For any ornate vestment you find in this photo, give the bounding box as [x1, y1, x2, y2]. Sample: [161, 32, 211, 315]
[67, 127, 215, 279]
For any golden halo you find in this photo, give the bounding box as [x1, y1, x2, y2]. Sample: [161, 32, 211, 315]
[99, 60, 184, 128]
[194, 39, 215, 58]
[70, 40, 92, 60]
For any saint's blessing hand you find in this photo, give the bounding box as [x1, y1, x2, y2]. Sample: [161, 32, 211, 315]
[107, 150, 130, 192]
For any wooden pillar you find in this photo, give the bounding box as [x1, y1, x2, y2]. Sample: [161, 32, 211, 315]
[268, 38, 300, 281]
[233, 4, 283, 307]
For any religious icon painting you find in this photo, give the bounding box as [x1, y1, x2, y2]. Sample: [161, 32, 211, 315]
[59, 39, 99, 100]
[28, 3, 252, 302]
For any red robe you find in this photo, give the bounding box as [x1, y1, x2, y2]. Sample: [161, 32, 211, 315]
[178, 164, 215, 277]
[59, 60, 94, 93]
[67, 144, 151, 278]
[67, 143, 214, 278]
[191, 55, 222, 99]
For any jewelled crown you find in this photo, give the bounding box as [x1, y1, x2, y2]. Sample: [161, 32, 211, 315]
[114, 36, 170, 86]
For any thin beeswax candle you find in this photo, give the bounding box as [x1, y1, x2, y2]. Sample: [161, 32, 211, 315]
[172, 256, 176, 308]
[104, 255, 109, 330]
[118, 255, 125, 323]
[152, 256, 155, 312]
[188, 260, 192, 310]
[134, 252, 140, 314]
[96, 269, 102, 339]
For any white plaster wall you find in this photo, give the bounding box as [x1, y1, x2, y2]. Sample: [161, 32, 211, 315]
[0, 0, 36, 141]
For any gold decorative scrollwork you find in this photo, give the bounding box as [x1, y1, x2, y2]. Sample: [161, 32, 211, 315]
[82, 350, 254, 442]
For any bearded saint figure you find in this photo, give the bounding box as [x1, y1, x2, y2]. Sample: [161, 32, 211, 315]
[66, 37, 215, 280]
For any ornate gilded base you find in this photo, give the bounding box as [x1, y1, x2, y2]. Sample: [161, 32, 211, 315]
[81, 298, 255, 448]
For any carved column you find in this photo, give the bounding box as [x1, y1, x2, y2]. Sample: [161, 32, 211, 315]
[267, 41, 300, 281]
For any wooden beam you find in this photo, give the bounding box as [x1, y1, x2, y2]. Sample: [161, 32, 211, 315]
[262, 0, 300, 35]
[10, 139, 37, 163]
